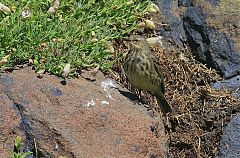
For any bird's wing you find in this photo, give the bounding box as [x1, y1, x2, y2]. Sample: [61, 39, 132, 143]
[142, 38, 166, 94]
[152, 54, 166, 94]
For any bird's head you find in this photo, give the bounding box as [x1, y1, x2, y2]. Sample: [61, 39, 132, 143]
[128, 35, 145, 41]
[122, 35, 148, 50]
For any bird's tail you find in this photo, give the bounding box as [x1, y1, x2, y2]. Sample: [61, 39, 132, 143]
[155, 94, 172, 113]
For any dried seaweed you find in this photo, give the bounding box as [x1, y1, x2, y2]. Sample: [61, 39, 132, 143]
[113, 42, 240, 158]
[154, 46, 239, 158]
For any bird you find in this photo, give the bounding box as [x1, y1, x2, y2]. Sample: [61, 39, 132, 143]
[123, 35, 172, 113]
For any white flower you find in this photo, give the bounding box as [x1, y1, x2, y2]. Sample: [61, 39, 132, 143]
[0, 3, 11, 13]
[62, 63, 71, 78]
[145, 19, 156, 30]
[0, 55, 10, 66]
[22, 7, 31, 18]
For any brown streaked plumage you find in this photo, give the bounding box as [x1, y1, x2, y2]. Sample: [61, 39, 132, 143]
[123, 35, 172, 113]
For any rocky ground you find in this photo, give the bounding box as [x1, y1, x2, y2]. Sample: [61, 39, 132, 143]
[113, 41, 239, 157]
[0, 67, 168, 158]
[154, 45, 239, 157]
[1, 0, 240, 158]
[147, 1, 240, 157]
[1, 40, 239, 158]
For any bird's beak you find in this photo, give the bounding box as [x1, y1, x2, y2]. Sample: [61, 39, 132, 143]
[122, 37, 130, 41]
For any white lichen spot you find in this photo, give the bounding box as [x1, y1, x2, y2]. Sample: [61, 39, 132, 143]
[101, 78, 117, 90]
[85, 99, 95, 108]
[101, 79, 117, 100]
[55, 143, 58, 150]
[101, 101, 109, 106]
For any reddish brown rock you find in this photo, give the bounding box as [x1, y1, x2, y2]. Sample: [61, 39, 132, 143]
[0, 67, 167, 158]
[0, 92, 24, 158]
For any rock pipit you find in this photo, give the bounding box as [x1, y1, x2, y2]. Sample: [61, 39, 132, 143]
[123, 35, 172, 113]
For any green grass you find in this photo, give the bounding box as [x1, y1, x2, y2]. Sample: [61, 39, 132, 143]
[0, 0, 150, 77]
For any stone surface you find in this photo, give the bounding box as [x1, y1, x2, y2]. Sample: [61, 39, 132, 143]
[183, 7, 240, 79]
[211, 75, 240, 98]
[0, 92, 23, 158]
[154, 0, 240, 79]
[218, 114, 240, 158]
[0, 67, 167, 158]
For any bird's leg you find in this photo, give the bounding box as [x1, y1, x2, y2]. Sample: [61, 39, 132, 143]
[137, 89, 142, 99]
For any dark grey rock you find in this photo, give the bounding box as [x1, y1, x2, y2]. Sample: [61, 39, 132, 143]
[178, 0, 194, 7]
[154, 0, 187, 47]
[50, 87, 63, 96]
[183, 7, 240, 79]
[218, 114, 240, 158]
[211, 75, 240, 98]
[211, 75, 240, 90]
[154, 0, 240, 79]
[209, 0, 219, 5]
[0, 74, 13, 85]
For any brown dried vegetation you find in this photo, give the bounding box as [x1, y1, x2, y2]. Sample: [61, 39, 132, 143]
[112, 42, 239, 157]
[155, 46, 239, 158]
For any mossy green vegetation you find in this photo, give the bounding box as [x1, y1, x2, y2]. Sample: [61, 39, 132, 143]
[0, 0, 150, 77]
[9, 136, 32, 158]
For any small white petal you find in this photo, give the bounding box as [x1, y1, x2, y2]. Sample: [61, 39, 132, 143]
[91, 31, 96, 37]
[22, 7, 31, 18]
[152, 3, 160, 12]
[0, 3, 11, 13]
[62, 63, 71, 77]
[47, 7, 57, 14]
[106, 42, 114, 53]
[52, 0, 60, 8]
[0, 55, 10, 66]
[126, 0, 134, 5]
[0, 59, 8, 66]
[148, 8, 157, 13]
[148, 3, 160, 13]
[37, 69, 45, 74]
[145, 20, 156, 30]
[138, 22, 146, 28]
[29, 59, 33, 64]
[91, 37, 98, 42]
